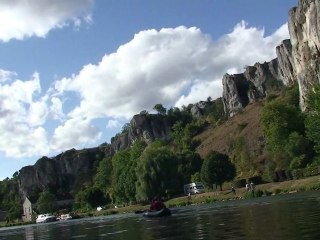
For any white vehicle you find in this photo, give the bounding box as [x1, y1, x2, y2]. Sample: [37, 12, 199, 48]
[184, 182, 205, 195]
[36, 213, 57, 223]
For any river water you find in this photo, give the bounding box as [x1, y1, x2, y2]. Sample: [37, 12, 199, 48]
[1, 191, 320, 240]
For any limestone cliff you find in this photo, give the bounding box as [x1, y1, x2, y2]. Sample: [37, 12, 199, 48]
[223, 0, 320, 116]
[18, 114, 171, 199]
[288, 0, 320, 110]
[18, 147, 107, 200]
[110, 113, 171, 154]
[222, 60, 284, 117]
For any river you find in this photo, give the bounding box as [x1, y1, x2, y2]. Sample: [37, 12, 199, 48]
[1, 191, 320, 239]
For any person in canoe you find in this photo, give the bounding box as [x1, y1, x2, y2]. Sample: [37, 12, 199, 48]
[150, 196, 166, 211]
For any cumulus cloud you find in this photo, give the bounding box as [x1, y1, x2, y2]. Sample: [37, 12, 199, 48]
[51, 117, 101, 151]
[0, 69, 17, 83]
[107, 119, 121, 129]
[0, 72, 50, 157]
[55, 22, 289, 119]
[0, 70, 100, 158]
[0, 21, 290, 160]
[0, 0, 93, 42]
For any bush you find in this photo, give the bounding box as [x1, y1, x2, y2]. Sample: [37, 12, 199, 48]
[243, 189, 263, 199]
[274, 189, 282, 195]
[272, 170, 288, 182]
[233, 179, 247, 188]
[264, 190, 272, 196]
[248, 176, 263, 185]
[303, 166, 320, 177]
[291, 169, 304, 180]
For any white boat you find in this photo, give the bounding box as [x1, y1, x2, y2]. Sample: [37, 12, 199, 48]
[36, 213, 57, 223]
[58, 213, 73, 221]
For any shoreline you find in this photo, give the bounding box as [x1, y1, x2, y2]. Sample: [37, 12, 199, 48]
[1, 175, 320, 228]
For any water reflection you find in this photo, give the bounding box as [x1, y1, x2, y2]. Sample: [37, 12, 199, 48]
[24, 227, 34, 240]
[1, 191, 320, 240]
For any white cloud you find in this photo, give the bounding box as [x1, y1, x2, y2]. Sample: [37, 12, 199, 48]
[0, 21, 290, 160]
[0, 72, 50, 157]
[50, 97, 65, 121]
[107, 119, 121, 129]
[0, 69, 16, 83]
[55, 22, 289, 117]
[51, 117, 101, 150]
[0, 0, 93, 42]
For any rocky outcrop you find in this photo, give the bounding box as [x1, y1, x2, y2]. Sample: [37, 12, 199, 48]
[223, 0, 320, 116]
[288, 0, 320, 110]
[276, 39, 296, 85]
[18, 147, 107, 200]
[191, 101, 207, 117]
[18, 113, 172, 199]
[222, 60, 284, 117]
[110, 113, 171, 153]
[190, 98, 225, 120]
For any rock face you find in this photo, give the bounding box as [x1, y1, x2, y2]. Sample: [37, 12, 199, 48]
[18, 147, 106, 200]
[223, 0, 320, 116]
[288, 0, 320, 110]
[276, 39, 296, 85]
[190, 98, 225, 119]
[222, 60, 284, 117]
[18, 113, 172, 199]
[110, 113, 171, 153]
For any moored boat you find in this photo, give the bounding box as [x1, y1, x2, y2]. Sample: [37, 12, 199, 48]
[36, 213, 57, 223]
[57, 213, 73, 221]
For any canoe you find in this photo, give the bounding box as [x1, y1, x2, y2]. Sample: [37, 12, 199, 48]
[142, 208, 171, 217]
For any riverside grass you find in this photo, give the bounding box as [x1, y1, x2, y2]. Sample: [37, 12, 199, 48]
[83, 175, 320, 217]
[1, 175, 320, 227]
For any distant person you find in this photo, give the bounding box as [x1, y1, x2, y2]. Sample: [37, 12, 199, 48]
[188, 192, 191, 200]
[250, 182, 255, 191]
[245, 183, 250, 191]
[231, 187, 236, 194]
[150, 197, 166, 211]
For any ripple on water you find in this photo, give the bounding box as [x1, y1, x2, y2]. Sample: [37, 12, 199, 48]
[71, 234, 87, 238]
[99, 229, 128, 236]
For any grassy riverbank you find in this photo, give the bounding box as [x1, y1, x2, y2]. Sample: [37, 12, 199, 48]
[78, 175, 320, 217]
[1, 175, 320, 228]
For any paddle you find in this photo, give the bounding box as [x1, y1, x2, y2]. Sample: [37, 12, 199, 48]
[134, 209, 148, 214]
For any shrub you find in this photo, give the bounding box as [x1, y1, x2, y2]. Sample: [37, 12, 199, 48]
[233, 179, 247, 188]
[248, 176, 263, 185]
[243, 189, 263, 199]
[274, 189, 282, 195]
[264, 190, 272, 196]
[291, 169, 304, 180]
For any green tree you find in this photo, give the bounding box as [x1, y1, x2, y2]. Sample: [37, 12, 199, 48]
[261, 85, 313, 169]
[305, 86, 320, 156]
[231, 137, 255, 176]
[75, 187, 108, 210]
[261, 101, 304, 154]
[36, 190, 57, 213]
[111, 140, 147, 204]
[177, 150, 203, 184]
[200, 151, 236, 191]
[135, 145, 180, 201]
[171, 120, 203, 152]
[111, 150, 131, 203]
[153, 104, 167, 115]
[191, 172, 201, 182]
[94, 157, 113, 198]
[0, 178, 22, 221]
[285, 132, 313, 169]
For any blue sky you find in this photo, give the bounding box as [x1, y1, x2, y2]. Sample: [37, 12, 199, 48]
[0, 0, 296, 179]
